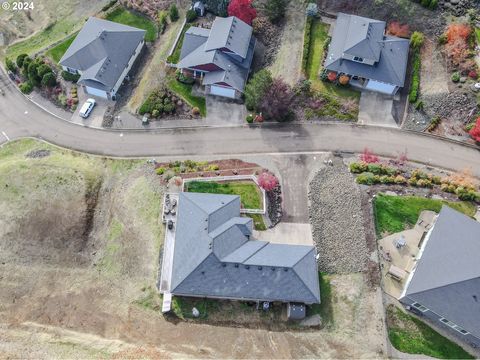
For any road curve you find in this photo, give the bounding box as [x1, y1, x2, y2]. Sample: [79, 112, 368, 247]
[0, 76, 479, 176]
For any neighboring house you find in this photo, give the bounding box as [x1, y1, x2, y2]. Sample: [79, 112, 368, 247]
[176, 16, 256, 99]
[166, 192, 320, 317]
[59, 17, 145, 100]
[400, 206, 480, 349]
[325, 13, 410, 96]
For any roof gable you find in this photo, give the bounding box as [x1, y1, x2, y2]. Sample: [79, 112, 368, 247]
[204, 16, 252, 58]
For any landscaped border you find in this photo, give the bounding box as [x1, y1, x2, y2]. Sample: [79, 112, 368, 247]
[182, 175, 266, 214]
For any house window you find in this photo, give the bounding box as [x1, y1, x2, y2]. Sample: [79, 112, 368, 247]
[353, 56, 364, 63]
[412, 302, 429, 312]
[440, 318, 470, 335]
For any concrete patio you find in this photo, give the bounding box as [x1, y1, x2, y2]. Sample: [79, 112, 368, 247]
[379, 210, 437, 299]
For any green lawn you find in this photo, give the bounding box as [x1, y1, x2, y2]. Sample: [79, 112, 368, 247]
[46, 33, 77, 63]
[185, 181, 262, 210]
[475, 28, 480, 44]
[106, 7, 157, 42]
[5, 19, 78, 61]
[307, 272, 334, 327]
[374, 193, 477, 236]
[305, 19, 360, 100]
[387, 305, 474, 359]
[245, 214, 267, 231]
[167, 24, 192, 64]
[167, 78, 206, 116]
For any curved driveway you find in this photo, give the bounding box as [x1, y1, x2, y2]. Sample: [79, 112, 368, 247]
[0, 79, 479, 176]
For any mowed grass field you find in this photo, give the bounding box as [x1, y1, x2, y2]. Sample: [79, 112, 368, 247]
[185, 180, 263, 209]
[105, 7, 157, 42]
[373, 193, 476, 236]
[46, 33, 77, 63]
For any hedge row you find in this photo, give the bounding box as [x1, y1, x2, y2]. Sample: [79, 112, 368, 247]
[408, 50, 421, 103]
[301, 16, 314, 74]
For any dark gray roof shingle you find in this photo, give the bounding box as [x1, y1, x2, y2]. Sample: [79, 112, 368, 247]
[170, 192, 320, 304]
[59, 17, 145, 91]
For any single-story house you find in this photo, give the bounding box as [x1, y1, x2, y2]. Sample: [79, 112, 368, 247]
[59, 17, 145, 100]
[166, 192, 320, 317]
[400, 206, 480, 349]
[324, 13, 410, 96]
[176, 16, 256, 99]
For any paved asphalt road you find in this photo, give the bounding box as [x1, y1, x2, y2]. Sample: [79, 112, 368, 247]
[0, 76, 479, 176]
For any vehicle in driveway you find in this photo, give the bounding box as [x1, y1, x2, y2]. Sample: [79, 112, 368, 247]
[79, 98, 96, 118]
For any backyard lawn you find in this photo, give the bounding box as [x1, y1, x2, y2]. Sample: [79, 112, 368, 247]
[5, 19, 78, 61]
[46, 33, 77, 63]
[307, 273, 333, 327]
[167, 78, 206, 116]
[374, 193, 476, 236]
[185, 181, 262, 210]
[305, 19, 360, 100]
[387, 305, 474, 359]
[106, 7, 157, 42]
[245, 214, 267, 231]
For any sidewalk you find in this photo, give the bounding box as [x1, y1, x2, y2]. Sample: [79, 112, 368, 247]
[27, 91, 73, 121]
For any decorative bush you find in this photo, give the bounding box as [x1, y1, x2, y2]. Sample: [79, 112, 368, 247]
[227, 0, 257, 25]
[19, 81, 33, 94]
[16, 54, 28, 68]
[451, 72, 460, 82]
[327, 71, 337, 82]
[410, 31, 425, 49]
[338, 74, 350, 85]
[301, 16, 313, 74]
[246, 114, 254, 123]
[408, 50, 421, 103]
[41, 72, 56, 87]
[258, 172, 279, 191]
[387, 21, 410, 38]
[469, 117, 480, 142]
[427, 116, 441, 132]
[192, 107, 200, 116]
[356, 172, 376, 185]
[61, 71, 80, 83]
[186, 9, 198, 23]
[169, 3, 179, 22]
[158, 11, 168, 34]
[359, 148, 379, 163]
[176, 70, 195, 84]
[5, 58, 16, 73]
[139, 88, 173, 115]
[349, 162, 368, 173]
[468, 70, 477, 79]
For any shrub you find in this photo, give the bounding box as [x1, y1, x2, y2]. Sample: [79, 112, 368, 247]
[186, 9, 198, 23]
[415, 100, 424, 111]
[338, 74, 350, 85]
[408, 51, 421, 103]
[428, 0, 438, 9]
[327, 71, 337, 82]
[227, 0, 257, 25]
[158, 11, 168, 33]
[16, 54, 28, 68]
[169, 4, 179, 22]
[41, 72, 56, 87]
[152, 109, 159, 117]
[258, 172, 279, 191]
[246, 113, 254, 123]
[259, 78, 294, 122]
[451, 72, 460, 82]
[192, 107, 200, 116]
[264, 0, 288, 23]
[349, 162, 368, 173]
[61, 71, 80, 82]
[469, 117, 480, 142]
[445, 24, 472, 68]
[102, 0, 117, 11]
[244, 69, 273, 111]
[19, 81, 33, 94]
[468, 70, 477, 79]
[164, 102, 175, 113]
[176, 70, 195, 84]
[356, 172, 376, 185]
[57, 94, 67, 107]
[410, 31, 425, 49]
[359, 148, 379, 163]
[438, 34, 447, 45]
[387, 21, 410, 38]
[5, 58, 16, 73]
[427, 116, 441, 132]
[394, 175, 407, 184]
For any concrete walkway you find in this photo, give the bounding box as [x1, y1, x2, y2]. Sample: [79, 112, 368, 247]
[358, 91, 398, 128]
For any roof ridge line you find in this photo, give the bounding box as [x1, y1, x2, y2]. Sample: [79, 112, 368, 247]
[292, 248, 321, 302]
[405, 275, 480, 298]
[235, 241, 269, 264]
[291, 263, 320, 303]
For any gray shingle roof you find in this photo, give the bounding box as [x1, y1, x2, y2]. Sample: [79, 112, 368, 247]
[59, 17, 145, 91]
[401, 206, 480, 337]
[177, 16, 255, 92]
[204, 16, 252, 58]
[170, 192, 320, 304]
[325, 13, 409, 87]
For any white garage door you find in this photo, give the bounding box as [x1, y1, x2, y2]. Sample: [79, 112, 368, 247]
[365, 80, 396, 95]
[210, 85, 236, 98]
[85, 86, 108, 99]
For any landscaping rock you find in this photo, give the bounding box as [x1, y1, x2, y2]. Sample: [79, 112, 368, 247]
[266, 185, 282, 227]
[309, 161, 368, 273]
[299, 314, 322, 328]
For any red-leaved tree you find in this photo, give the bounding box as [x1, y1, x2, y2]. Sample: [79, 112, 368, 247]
[259, 77, 294, 122]
[469, 117, 480, 143]
[258, 172, 279, 191]
[228, 0, 257, 25]
[444, 24, 473, 70]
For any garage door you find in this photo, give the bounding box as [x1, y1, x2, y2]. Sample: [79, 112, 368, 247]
[210, 85, 236, 98]
[365, 80, 396, 95]
[85, 86, 108, 99]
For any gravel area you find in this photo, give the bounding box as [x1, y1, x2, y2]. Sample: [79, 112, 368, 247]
[308, 160, 368, 273]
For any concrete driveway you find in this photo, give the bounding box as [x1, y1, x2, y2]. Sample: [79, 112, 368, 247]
[358, 91, 398, 128]
[206, 95, 247, 125]
[253, 223, 313, 245]
[71, 88, 113, 128]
